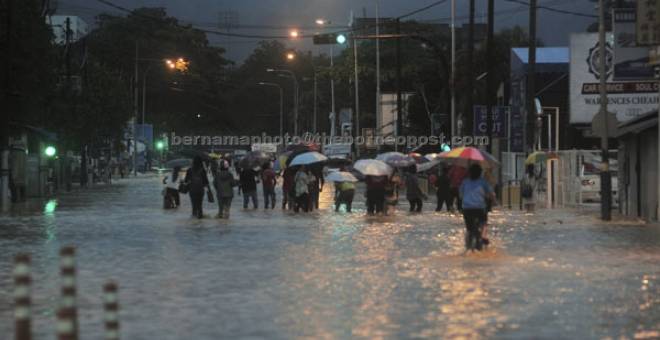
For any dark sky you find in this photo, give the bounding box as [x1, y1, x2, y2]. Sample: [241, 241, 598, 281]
[57, 0, 597, 63]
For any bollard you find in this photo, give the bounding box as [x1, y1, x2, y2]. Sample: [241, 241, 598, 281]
[57, 246, 78, 340]
[14, 254, 32, 340]
[103, 282, 120, 340]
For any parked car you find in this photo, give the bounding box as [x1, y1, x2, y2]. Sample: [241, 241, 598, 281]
[580, 162, 618, 204]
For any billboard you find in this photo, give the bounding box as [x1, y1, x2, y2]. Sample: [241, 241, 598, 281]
[613, 9, 654, 80]
[569, 33, 658, 125]
[473, 106, 509, 138]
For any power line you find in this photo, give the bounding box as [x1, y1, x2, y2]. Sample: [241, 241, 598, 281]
[397, 0, 449, 20]
[503, 0, 597, 18]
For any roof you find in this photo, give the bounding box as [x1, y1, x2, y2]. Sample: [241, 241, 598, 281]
[616, 111, 658, 138]
[511, 47, 569, 64]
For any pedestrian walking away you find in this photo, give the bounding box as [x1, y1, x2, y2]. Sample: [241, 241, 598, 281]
[282, 167, 296, 210]
[294, 165, 311, 213]
[365, 175, 387, 215]
[213, 160, 238, 218]
[384, 170, 402, 215]
[459, 164, 495, 251]
[240, 166, 259, 209]
[162, 166, 181, 209]
[435, 166, 451, 212]
[522, 164, 537, 213]
[184, 156, 210, 219]
[405, 165, 427, 213]
[335, 181, 355, 213]
[262, 162, 277, 209]
[448, 165, 467, 212]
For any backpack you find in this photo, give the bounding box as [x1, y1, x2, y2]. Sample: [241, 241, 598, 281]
[521, 181, 533, 198]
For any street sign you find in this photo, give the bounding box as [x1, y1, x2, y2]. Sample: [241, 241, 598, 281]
[251, 143, 278, 153]
[591, 111, 619, 137]
[613, 9, 654, 80]
[473, 106, 509, 138]
[637, 0, 660, 45]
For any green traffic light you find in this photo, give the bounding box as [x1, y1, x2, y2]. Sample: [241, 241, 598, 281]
[45, 146, 57, 157]
[336, 34, 347, 44]
[156, 141, 165, 150]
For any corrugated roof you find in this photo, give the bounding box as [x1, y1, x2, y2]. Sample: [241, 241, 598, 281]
[512, 47, 569, 64]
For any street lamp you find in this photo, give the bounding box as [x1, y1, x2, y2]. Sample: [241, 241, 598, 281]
[286, 52, 296, 61]
[289, 29, 300, 39]
[315, 18, 338, 137]
[267, 68, 299, 136]
[258, 82, 284, 139]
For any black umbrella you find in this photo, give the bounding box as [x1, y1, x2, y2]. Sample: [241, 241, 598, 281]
[239, 151, 270, 169]
[176, 148, 211, 161]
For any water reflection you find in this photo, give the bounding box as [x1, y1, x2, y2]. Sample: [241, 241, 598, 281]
[0, 177, 659, 339]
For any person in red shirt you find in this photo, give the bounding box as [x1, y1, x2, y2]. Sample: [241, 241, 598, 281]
[261, 162, 277, 209]
[448, 165, 467, 211]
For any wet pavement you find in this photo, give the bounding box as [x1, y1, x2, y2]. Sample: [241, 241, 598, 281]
[1, 175, 660, 339]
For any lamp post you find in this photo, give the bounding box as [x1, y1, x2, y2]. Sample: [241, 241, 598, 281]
[257, 82, 284, 140]
[267, 68, 299, 135]
[315, 19, 338, 137]
[375, 0, 381, 136]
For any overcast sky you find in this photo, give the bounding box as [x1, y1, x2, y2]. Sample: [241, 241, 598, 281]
[57, 0, 597, 62]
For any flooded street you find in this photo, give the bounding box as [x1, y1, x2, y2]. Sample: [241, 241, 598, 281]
[1, 176, 659, 339]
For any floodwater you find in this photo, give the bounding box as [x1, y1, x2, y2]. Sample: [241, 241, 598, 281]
[0, 175, 659, 339]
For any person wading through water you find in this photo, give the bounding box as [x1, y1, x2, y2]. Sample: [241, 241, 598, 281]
[184, 156, 210, 219]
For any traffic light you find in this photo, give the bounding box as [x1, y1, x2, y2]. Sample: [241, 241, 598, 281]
[313, 33, 348, 45]
[155, 140, 166, 150]
[44, 145, 57, 157]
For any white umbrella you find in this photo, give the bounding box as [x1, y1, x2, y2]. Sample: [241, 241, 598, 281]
[326, 171, 359, 183]
[289, 151, 328, 166]
[354, 159, 393, 176]
[416, 159, 442, 173]
[376, 151, 405, 162]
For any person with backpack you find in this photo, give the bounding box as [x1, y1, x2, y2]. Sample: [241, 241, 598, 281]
[184, 156, 210, 219]
[213, 160, 238, 218]
[261, 162, 277, 209]
[522, 164, 536, 213]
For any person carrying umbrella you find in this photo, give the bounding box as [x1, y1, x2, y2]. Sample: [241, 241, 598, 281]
[365, 175, 387, 215]
[459, 164, 495, 251]
[435, 166, 452, 212]
[448, 165, 467, 212]
[384, 169, 402, 215]
[328, 170, 358, 213]
[213, 160, 238, 218]
[405, 165, 427, 213]
[240, 166, 259, 209]
[261, 162, 277, 209]
[282, 166, 296, 210]
[184, 156, 211, 219]
[294, 165, 311, 213]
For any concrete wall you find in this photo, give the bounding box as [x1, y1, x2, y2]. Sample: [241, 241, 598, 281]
[619, 128, 658, 221]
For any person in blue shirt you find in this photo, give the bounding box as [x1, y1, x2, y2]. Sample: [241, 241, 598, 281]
[459, 164, 495, 250]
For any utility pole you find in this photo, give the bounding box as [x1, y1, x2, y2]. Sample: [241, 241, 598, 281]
[375, 0, 381, 137]
[526, 0, 538, 153]
[486, 0, 494, 153]
[450, 0, 456, 138]
[395, 18, 402, 152]
[598, 0, 611, 221]
[465, 0, 475, 138]
[133, 41, 139, 176]
[330, 44, 336, 137]
[1, 0, 13, 211]
[353, 36, 361, 158]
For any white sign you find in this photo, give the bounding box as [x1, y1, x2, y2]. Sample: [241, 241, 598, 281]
[570, 33, 658, 125]
[323, 143, 351, 157]
[251, 143, 278, 153]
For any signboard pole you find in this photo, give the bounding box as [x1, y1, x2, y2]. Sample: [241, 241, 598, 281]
[598, 0, 612, 221]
